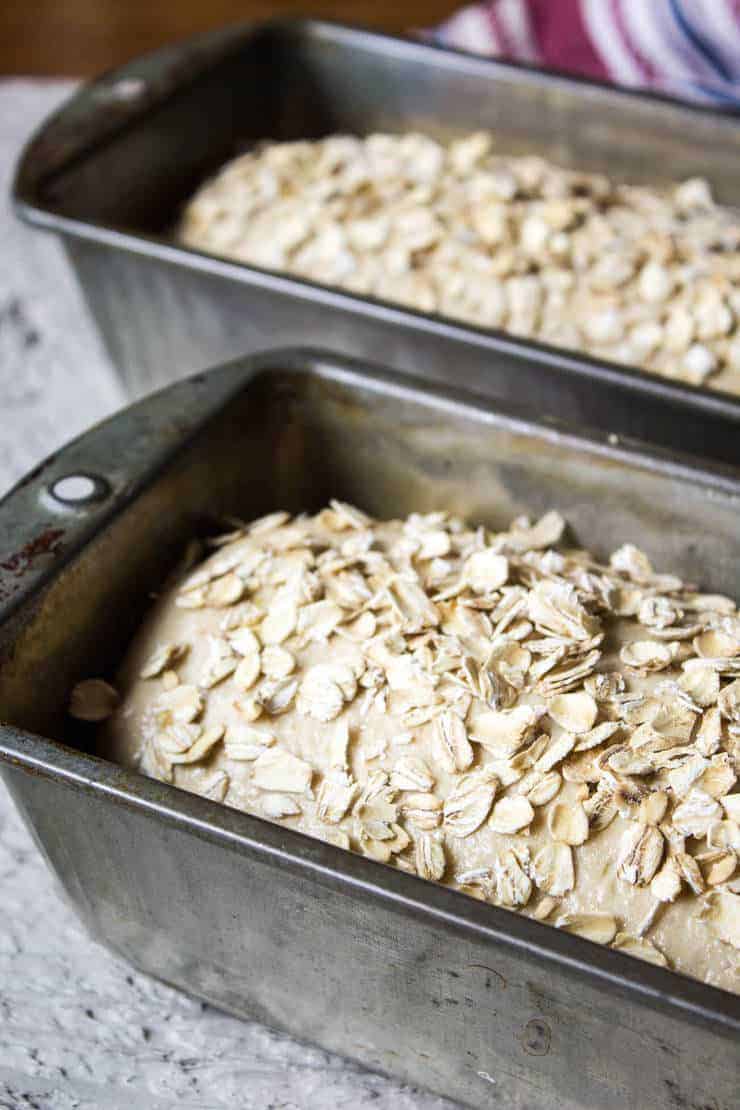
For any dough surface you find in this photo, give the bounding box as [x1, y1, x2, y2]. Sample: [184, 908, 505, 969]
[95, 504, 740, 994]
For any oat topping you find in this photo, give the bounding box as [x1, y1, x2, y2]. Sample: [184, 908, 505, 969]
[489, 795, 535, 834]
[261, 793, 302, 819]
[68, 678, 119, 722]
[139, 641, 189, 679]
[433, 709, 474, 774]
[169, 724, 225, 765]
[316, 767, 358, 824]
[556, 912, 618, 945]
[155, 683, 202, 725]
[224, 722, 275, 761]
[201, 769, 230, 803]
[548, 801, 590, 846]
[612, 932, 669, 967]
[415, 832, 446, 882]
[252, 747, 313, 794]
[93, 504, 740, 993]
[401, 791, 443, 831]
[181, 134, 740, 396]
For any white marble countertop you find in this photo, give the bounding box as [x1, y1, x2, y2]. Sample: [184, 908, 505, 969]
[0, 79, 452, 1110]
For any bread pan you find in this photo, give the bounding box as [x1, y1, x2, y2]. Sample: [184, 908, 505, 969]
[0, 347, 738, 1110]
[12, 17, 740, 467]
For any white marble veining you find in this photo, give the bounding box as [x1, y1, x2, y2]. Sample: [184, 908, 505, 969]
[0, 80, 452, 1110]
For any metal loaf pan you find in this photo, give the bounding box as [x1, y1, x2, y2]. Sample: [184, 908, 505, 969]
[12, 18, 740, 467]
[0, 348, 738, 1110]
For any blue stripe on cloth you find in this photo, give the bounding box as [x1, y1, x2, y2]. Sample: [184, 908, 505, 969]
[668, 0, 733, 82]
[687, 79, 740, 105]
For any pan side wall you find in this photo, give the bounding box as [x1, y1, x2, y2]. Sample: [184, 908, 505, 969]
[2, 763, 736, 1110]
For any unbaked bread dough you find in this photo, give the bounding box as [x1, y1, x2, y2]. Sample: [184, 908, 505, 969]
[180, 133, 740, 396]
[93, 504, 740, 994]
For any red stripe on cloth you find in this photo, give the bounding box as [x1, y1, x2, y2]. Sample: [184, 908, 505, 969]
[526, 0, 610, 81]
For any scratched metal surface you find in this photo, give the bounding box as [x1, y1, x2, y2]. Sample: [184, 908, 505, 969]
[0, 81, 451, 1110]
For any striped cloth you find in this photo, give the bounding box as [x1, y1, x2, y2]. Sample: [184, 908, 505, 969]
[435, 0, 740, 106]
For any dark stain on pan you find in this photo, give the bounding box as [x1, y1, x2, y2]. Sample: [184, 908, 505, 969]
[664, 1079, 721, 1110]
[0, 528, 65, 603]
[467, 964, 508, 990]
[519, 1017, 552, 1056]
[0, 528, 65, 576]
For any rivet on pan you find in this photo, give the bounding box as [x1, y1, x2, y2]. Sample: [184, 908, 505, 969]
[49, 474, 110, 506]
